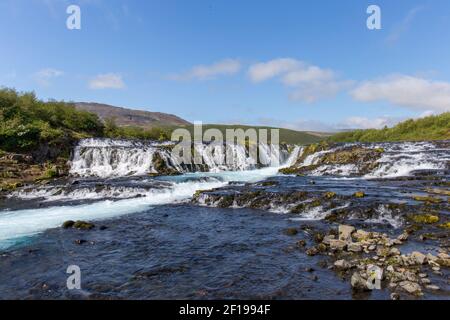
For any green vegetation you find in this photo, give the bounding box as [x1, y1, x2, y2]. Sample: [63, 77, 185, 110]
[0, 88, 103, 153]
[329, 113, 450, 143]
[183, 124, 328, 145]
[0, 88, 173, 156]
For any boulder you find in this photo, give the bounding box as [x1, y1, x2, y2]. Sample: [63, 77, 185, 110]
[351, 272, 368, 291]
[410, 251, 427, 265]
[399, 281, 422, 295]
[329, 239, 347, 251]
[347, 242, 362, 252]
[334, 259, 351, 270]
[353, 229, 370, 241]
[338, 225, 355, 242]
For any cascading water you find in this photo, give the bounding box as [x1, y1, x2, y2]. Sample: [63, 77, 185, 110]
[292, 141, 449, 178]
[70, 138, 290, 178]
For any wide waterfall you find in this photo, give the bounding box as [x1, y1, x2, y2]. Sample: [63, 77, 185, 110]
[70, 138, 291, 178]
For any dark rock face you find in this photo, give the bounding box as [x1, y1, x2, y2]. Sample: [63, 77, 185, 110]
[281, 145, 384, 176]
[151, 152, 181, 176]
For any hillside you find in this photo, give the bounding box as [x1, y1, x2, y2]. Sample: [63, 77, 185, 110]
[329, 112, 450, 143]
[75, 102, 191, 128]
[183, 124, 329, 145]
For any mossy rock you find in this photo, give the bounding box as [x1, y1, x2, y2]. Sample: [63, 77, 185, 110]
[413, 196, 442, 204]
[324, 191, 336, 199]
[62, 220, 75, 229]
[353, 191, 365, 198]
[408, 214, 440, 224]
[261, 181, 279, 187]
[217, 195, 234, 208]
[284, 228, 298, 236]
[73, 220, 95, 230]
[0, 181, 23, 191]
[438, 222, 450, 229]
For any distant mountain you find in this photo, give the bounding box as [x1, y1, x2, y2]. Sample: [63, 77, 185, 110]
[74, 102, 191, 128]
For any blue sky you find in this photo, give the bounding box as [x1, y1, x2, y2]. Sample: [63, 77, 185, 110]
[1, 0, 450, 131]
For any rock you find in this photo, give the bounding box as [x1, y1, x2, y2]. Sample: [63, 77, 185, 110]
[386, 265, 395, 273]
[437, 252, 450, 259]
[399, 281, 422, 295]
[418, 273, 427, 278]
[329, 239, 347, 251]
[376, 247, 390, 257]
[62, 220, 75, 229]
[306, 247, 319, 256]
[425, 285, 440, 291]
[353, 191, 365, 198]
[334, 259, 351, 270]
[390, 293, 400, 300]
[410, 251, 427, 265]
[74, 239, 87, 245]
[338, 225, 355, 242]
[409, 214, 439, 224]
[368, 244, 376, 251]
[72, 220, 95, 230]
[284, 228, 298, 236]
[420, 278, 431, 285]
[436, 258, 450, 267]
[296, 240, 306, 247]
[347, 242, 362, 252]
[353, 229, 370, 241]
[389, 247, 401, 256]
[397, 232, 409, 241]
[322, 235, 335, 245]
[351, 272, 368, 291]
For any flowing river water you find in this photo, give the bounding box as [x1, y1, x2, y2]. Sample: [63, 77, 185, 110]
[0, 139, 448, 299]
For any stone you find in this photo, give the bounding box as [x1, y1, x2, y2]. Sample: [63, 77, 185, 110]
[73, 220, 95, 230]
[410, 251, 427, 265]
[389, 247, 401, 256]
[322, 235, 335, 245]
[418, 273, 427, 278]
[420, 278, 431, 285]
[425, 285, 440, 291]
[353, 229, 370, 241]
[351, 272, 368, 291]
[353, 191, 365, 198]
[62, 220, 75, 229]
[338, 225, 355, 242]
[296, 240, 306, 247]
[397, 232, 409, 241]
[329, 239, 347, 251]
[390, 292, 400, 300]
[334, 259, 351, 270]
[306, 247, 319, 256]
[437, 252, 450, 259]
[386, 265, 395, 273]
[399, 281, 422, 295]
[347, 242, 362, 252]
[368, 245, 376, 251]
[284, 228, 298, 236]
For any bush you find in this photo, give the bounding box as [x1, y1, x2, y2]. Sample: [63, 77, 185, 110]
[329, 113, 450, 143]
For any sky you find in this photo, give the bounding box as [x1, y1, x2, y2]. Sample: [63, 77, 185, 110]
[1, 0, 450, 131]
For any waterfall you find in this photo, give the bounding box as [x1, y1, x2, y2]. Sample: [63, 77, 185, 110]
[291, 141, 449, 178]
[70, 138, 292, 177]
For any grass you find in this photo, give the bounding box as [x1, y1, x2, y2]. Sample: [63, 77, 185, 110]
[329, 112, 450, 143]
[181, 124, 328, 145]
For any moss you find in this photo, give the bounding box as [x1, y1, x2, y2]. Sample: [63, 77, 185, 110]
[353, 191, 365, 198]
[279, 167, 299, 175]
[0, 181, 23, 191]
[408, 214, 440, 224]
[309, 199, 322, 207]
[37, 166, 59, 180]
[374, 147, 385, 153]
[413, 196, 442, 203]
[438, 222, 450, 229]
[324, 191, 336, 199]
[73, 220, 95, 230]
[62, 220, 75, 229]
[290, 203, 306, 214]
[284, 228, 298, 236]
[217, 195, 234, 208]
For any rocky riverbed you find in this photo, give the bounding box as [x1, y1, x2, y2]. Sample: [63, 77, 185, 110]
[0, 139, 448, 299]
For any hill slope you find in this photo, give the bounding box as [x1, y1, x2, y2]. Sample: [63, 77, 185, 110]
[75, 102, 191, 128]
[329, 112, 450, 143]
[183, 124, 329, 145]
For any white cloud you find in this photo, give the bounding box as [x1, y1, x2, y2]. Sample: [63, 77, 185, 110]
[338, 116, 401, 130]
[248, 58, 350, 102]
[33, 68, 63, 86]
[248, 58, 301, 83]
[89, 73, 125, 90]
[168, 59, 241, 81]
[351, 74, 450, 112]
